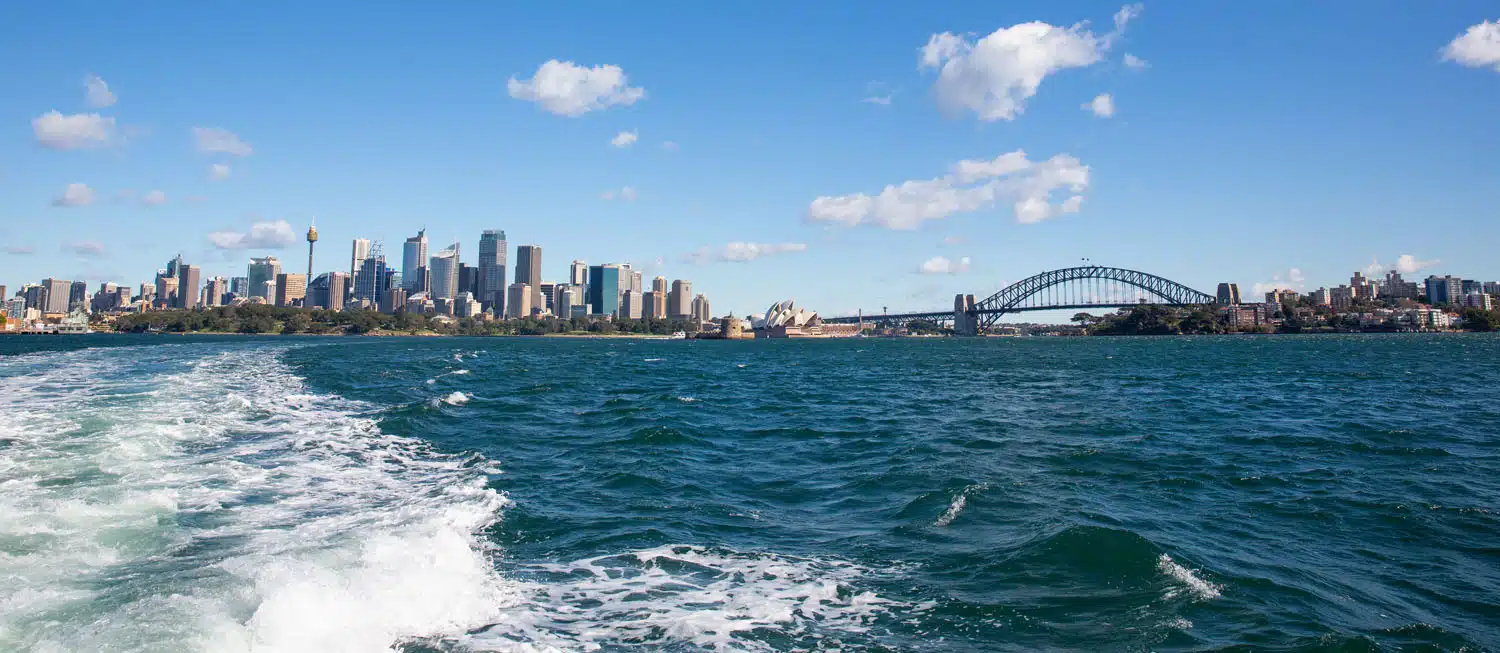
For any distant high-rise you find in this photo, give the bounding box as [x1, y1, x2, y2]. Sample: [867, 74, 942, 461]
[204, 277, 228, 307]
[691, 294, 711, 323]
[457, 263, 480, 296]
[327, 272, 348, 310]
[229, 277, 249, 297]
[41, 278, 72, 314]
[1215, 283, 1241, 305]
[166, 254, 183, 278]
[479, 230, 507, 314]
[429, 243, 460, 300]
[69, 281, 88, 311]
[154, 271, 177, 309]
[515, 245, 542, 287]
[309, 273, 339, 310]
[538, 281, 557, 313]
[643, 291, 663, 320]
[620, 289, 643, 319]
[668, 279, 692, 318]
[506, 283, 532, 319]
[356, 253, 388, 303]
[402, 229, 429, 292]
[1425, 275, 1463, 305]
[177, 264, 201, 309]
[569, 260, 588, 286]
[380, 287, 407, 314]
[247, 257, 282, 299]
[0, 286, 8, 303]
[587, 264, 621, 316]
[275, 273, 307, 307]
[23, 285, 48, 312]
[652, 276, 667, 296]
[350, 238, 371, 297]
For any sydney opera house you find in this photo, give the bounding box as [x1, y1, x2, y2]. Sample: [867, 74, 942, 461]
[753, 300, 862, 338]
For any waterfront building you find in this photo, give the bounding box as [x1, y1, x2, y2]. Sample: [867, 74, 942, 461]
[403, 229, 429, 293]
[247, 257, 282, 299]
[1265, 288, 1300, 308]
[356, 254, 388, 303]
[1484, 282, 1500, 296]
[69, 281, 88, 311]
[1330, 285, 1356, 310]
[1350, 272, 1378, 301]
[177, 264, 201, 309]
[620, 289, 643, 319]
[1425, 275, 1463, 305]
[1215, 282, 1241, 305]
[381, 287, 407, 314]
[753, 300, 861, 338]
[23, 284, 48, 312]
[1308, 287, 1331, 306]
[643, 291, 663, 320]
[405, 292, 434, 315]
[506, 283, 532, 319]
[204, 277, 227, 307]
[479, 230, 507, 315]
[454, 291, 482, 318]
[586, 264, 621, 316]
[1464, 293, 1493, 310]
[669, 279, 692, 318]
[275, 273, 307, 307]
[90, 283, 117, 313]
[691, 294, 711, 324]
[434, 297, 454, 316]
[39, 278, 71, 315]
[429, 243, 460, 300]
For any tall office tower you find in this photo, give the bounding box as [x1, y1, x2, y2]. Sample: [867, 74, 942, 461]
[1215, 283, 1241, 305]
[137, 282, 154, 305]
[23, 285, 47, 311]
[177, 265, 201, 309]
[668, 279, 692, 318]
[479, 230, 507, 314]
[1425, 275, 1463, 305]
[166, 254, 183, 278]
[506, 283, 532, 319]
[68, 281, 88, 310]
[381, 287, 407, 314]
[305, 223, 318, 281]
[247, 256, 282, 299]
[356, 253, 388, 303]
[230, 277, 249, 297]
[275, 273, 307, 307]
[558, 287, 577, 318]
[114, 286, 131, 309]
[643, 291, 662, 319]
[515, 245, 541, 286]
[569, 260, 588, 286]
[154, 271, 177, 308]
[327, 272, 348, 311]
[204, 277, 227, 307]
[691, 294, 711, 323]
[309, 274, 331, 309]
[41, 278, 72, 314]
[630, 270, 644, 295]
[350, 238, 371, 290]
[457, 263, 474, 295]
[0, 285, 7, 303]
[538, 282, 557, 313]
[620, 290, 643, 319]
[652, 276, 667, 296]
[403, 229, 429, 292]
[429, 243, 460, 300]
[587, 264, 622, 316]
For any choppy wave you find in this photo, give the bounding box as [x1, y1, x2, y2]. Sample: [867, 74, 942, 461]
[935, 483, 986, 527]
[1157, 553, 1222, 601]
[0, 345, 512, 652]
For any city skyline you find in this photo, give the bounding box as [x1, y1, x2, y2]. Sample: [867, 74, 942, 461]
[2, 3, 1499, 318]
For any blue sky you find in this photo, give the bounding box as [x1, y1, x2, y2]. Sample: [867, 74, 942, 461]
[2, 2, 1498, 319]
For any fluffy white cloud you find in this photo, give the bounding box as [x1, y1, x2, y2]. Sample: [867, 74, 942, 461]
[85, 74, 116, 108]
[919, 4, 1140, 121]
[52, 182, 96, 207]
[684, 242, 808, 264]
[1365, 254, 1441, 276]
[206, 220, 296, 250]
[808, 149, 1089, 229]
[601, 186, 638, 202]
[4, 246, 35, 255]
[210, 163, 231, 180]
[33, 111, 115, 149]
[1123, 53, 1149, 69]
[1084, 93, 1115, 117]
[141, 190, 167, 206]
[1251, 268, 1306, 296]
[64, 241, 106, 258]
[508, 60, 646, 117]
[611, 130, 639, 148]
[919, 256, 971, 275]
[193, 127, 253, 156]
[1443, 20, 1500, 71]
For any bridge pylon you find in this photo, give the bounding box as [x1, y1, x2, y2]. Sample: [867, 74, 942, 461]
[954, 294, 978, 336]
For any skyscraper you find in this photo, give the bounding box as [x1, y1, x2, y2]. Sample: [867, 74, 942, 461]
[229, 277, 249, 297]
[691, 294, 711, 323]
[275, 273, 307, 307]
[669, 279, 692, 318]
[506, 283, 532, 319]
[41, 278, 72, 314]
[350, 238, 371, 288]
[479, 230, 507, 314]
[643, 291, 663, 319]
[587, 264, 621, 316]
[69, 281, 88, 311]
[356, 252, 387, 303]
[177, 264, 201, 309]
[204, 277, 227, 307]
[457, 263, 479, 296]
[429, 243, 460, 300]
[403, 229, 429, 293]
[247, 257, 282, 299]
[515, 245, 542, 287]
[652, 276, 667, 296]
[155, 270, 178, 308]
[620, 289, 643, 319]
[569, 260, 588, 286]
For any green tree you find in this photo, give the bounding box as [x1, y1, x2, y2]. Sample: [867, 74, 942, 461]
[1460, 307, 1497, 332]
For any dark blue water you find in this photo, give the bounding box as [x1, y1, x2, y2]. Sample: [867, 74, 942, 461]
[1, 335, 1497, 651]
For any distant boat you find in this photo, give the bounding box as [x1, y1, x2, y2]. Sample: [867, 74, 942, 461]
[669, 331, 687, 339]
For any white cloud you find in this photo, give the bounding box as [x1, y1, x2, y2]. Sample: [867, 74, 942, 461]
[1123, 53, 1150, 70]
[610, 130, 639, 148]
[85, 74, 116, 108]
[602, 186, 638, 202]
[684, 242, 808, 264]
[918, 5, 1140, 122]
[141, 190, 167, 206]
[193, 127, 253, 156]
[33, 111, 115, 149]
[1084, 93, 1115, 117]
[206, 220, 296, 250]
[64, 241, 106, 258]
[1395, 254, 1439, 274]
[508, 60, 646, 117]
[52, 182, 96, 207]
[1251, 267, 1306, 297]
[4, 246, 35, 255]
[1443, 20, 1500, 71]
[919, 255, 971, 275]
[210, 163, 231, 180]
[807, 149, 1089, 229]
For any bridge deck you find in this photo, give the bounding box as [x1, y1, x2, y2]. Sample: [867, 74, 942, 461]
[820, 303, 1156, 324]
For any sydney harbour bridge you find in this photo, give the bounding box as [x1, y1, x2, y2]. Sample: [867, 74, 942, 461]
[822, 265, 1218, 336]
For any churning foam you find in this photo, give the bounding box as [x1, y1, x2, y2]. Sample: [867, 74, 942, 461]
[1157, 553, 1222, 601]
[0, 344, 515, 652]
[444, 391, 472, 405]
[466, 544, 902, 651]
[934, 483, 985, 527]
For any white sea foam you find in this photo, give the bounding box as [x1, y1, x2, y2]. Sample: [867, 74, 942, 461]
[676, 396, 699, 403]
[0, 345, 515, 652]
[466, 545, 900, 651]
[444, 391, 471, 405]
[1157, 553, 1222, 601]
[644, 358, 664, 362]
[452, 369, 471, 375]
[934, 483, 985, 527]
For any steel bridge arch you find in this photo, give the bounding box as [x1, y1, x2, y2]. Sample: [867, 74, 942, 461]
[974, 265, 1216, 328]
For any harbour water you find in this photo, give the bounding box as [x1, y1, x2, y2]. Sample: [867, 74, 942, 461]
[1, 335, 1496, 651]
